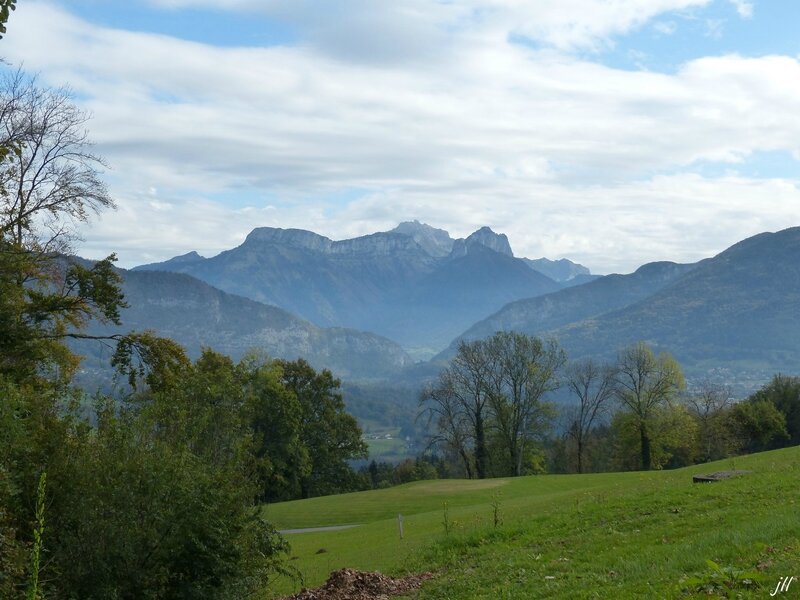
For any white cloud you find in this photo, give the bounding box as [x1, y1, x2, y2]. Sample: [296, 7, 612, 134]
[729, 0, 754, 19]
[653, 20, 678, 35]
[3, 1, 799, 274]
[147, 0, 712, 53]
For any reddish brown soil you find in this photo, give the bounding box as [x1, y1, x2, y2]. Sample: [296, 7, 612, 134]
[284, 568, 434, 600]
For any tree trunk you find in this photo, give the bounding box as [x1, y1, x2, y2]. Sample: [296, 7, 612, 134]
[577, 438, 584, 474]
[475, 412, 487, 479]
[640, 423, 651, 471]
[459, 448, 473, 479]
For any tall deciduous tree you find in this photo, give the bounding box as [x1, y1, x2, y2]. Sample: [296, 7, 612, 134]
[614, 342, 684, 470]
[422, 333, 563, 478]
[685, 380, 733, 462]
[420, 338, 496, 478]
[565, 358, 617, 473]
[277, 359, 367, 498]
[0, 73, 142, 384]
[419, 372, 475, 479]
[485, 332, 563, 477]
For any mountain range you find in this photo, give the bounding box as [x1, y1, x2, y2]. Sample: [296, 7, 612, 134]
[86, 222, 800, 392]
[70, 223, 800, 424]
[135, 222, 587, 356]
[74, 268, 412, 383]
[445, 226, 800, 384]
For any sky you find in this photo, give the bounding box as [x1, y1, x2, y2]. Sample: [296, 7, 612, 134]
[3, 0, 800, 273]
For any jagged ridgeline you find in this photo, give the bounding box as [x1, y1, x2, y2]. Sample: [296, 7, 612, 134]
[134, 222, 591, 358]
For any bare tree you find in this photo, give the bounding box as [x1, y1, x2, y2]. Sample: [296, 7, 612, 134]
[0, 71, 113, 253]
[685, 379, 733, 462]
[614, 342, 684, 470]
[485, 332, 564, 476]
[0, 73, 177, 384]
[419, 373, 475, 479]
[565, 359, 617, 473]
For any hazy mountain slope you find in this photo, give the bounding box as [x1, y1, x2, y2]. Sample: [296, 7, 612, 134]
[382, 243, 563, 353]
[75, 268, 412, 380]
[445, 260, 696, 354]
[551, 227, 800, 373]
[137, 228, 436, 329]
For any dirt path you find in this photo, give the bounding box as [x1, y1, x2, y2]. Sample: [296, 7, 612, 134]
[279, 524, 360, 535]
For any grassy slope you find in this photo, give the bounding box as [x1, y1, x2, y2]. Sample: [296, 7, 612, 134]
[264, 448, 800, 598]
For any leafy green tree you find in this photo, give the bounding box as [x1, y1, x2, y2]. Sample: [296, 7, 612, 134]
[0, 1, 16, 39]
[246, 358, 308, 502]
[276, 359, 367, 498]
[614, 342, 685, 470]
[748, 374, 800, 446]
[725, 399, 788, 454]
[611, 404, 698, 470]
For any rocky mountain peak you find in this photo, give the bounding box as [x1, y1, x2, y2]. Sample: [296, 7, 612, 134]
[466, 227, 514, 257]
[244, 227, 333, 252]
[449, 226, 514, 259]
[391, 221, 454, 257]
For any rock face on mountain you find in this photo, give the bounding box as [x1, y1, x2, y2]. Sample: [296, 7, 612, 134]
[446, 227, 800, 378]
[76, 268, 412, 380]
[135, 224, 566, 357]
[450, 227, 514, 258]
[391, 221, 454, 257]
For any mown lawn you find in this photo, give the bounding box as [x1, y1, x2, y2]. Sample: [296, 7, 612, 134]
[263, 448, 800, 598]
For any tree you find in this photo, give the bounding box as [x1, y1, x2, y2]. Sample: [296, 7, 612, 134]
[484, 332, 563, 476]
[0, 1, 16, 40]
[725, 399, 789, 454]
[0, 73, 166, 385]
[749, 374, 800, 446]
[0, 72, 113, 251]
[421, 333, 563, 478]
[420, 338, 497, 478]
[276, 359, 367, 498]
[614, 342, 684, 470]
[419, 372, 475, 479]
[565, 358, 617, 473]
[685, 380, 733, 462]
[611, 404, 698, 470]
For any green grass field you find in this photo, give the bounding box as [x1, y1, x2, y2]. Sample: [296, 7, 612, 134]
[263, 448, 800, 598]
[363, 429, 412, 462]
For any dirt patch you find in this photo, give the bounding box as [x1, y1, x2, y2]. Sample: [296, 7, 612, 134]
[284, 568, 434, 600]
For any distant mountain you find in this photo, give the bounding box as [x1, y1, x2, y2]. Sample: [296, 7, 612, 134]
[444, 227, 800, 380]
[522, 257, 593, 283]
[549, 227, 800, 373]
[135, 224, 565, 357]
[442, 260, 696, 359]
[75, 268, 412, 381]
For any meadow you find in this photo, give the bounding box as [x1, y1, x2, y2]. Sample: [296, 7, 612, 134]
[264, 447, 800, 598]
